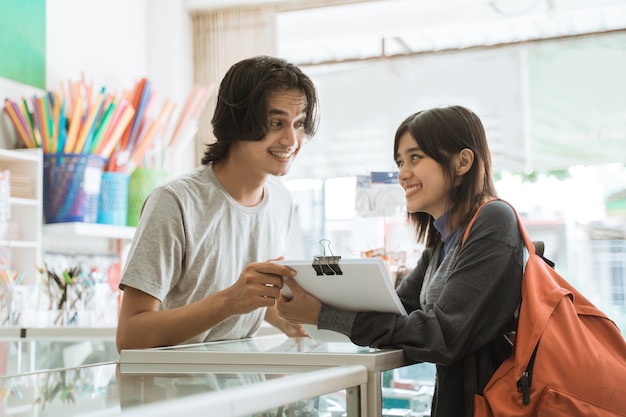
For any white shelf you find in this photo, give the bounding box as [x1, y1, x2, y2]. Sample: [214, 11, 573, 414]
[0, 148, 43, 285]
[23, 326, 116, 340]
[1, 240, 38, 248]
[0, 327, 21, 339]
[43, 222, 136, 240]
[43, 222, 136, 255]
[0, 326, 116, 340]
[0, 148, 42, 163]
[9, 196, 38, 206]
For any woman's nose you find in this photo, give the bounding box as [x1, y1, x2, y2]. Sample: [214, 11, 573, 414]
[398, 167, 410, 185]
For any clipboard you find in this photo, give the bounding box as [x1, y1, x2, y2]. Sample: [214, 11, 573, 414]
[277, 256, 408, 343]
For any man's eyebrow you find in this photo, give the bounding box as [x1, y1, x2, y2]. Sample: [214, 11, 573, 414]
[268, 108, 307, 117]
[268, 109, 289, 116]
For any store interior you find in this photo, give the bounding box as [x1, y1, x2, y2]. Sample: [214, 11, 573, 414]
[1, 0, 625, 416]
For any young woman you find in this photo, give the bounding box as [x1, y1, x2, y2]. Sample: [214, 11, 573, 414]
[276, 105, 524, 417]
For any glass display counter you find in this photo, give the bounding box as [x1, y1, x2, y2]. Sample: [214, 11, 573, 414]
[119, 334, 411, 417]
[0, 327, 117, 376]
[1, 331, 424, 416]
[0, 361, 367, 417]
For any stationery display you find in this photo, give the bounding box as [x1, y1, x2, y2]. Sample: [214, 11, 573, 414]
[126, 166, 168, 227]
[43, 153, 106, 224]
[0, 269, 24, 326]
[355, 171, 405, 217]
[3, 73, 214, 225]
[40, 263, 91, 326]
[97, 171, 130, 226]
[28, 253, 122, 327]
[0, 169, 16, 267]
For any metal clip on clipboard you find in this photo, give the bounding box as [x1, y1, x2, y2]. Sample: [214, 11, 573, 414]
[312, 239, 343, 276]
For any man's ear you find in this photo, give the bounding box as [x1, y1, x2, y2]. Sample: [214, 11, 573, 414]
[455, 148, 474, 176]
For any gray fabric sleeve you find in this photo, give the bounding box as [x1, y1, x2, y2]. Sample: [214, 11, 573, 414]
[318, 304, 358, 336]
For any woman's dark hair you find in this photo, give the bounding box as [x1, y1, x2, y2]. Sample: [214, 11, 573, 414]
[393, 105, 497, 247]
[202, 55, 320, 164]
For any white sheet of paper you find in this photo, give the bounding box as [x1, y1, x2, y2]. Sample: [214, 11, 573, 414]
[278, 258, 407, 344]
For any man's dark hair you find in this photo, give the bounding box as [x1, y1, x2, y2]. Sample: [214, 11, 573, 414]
[202, 55, 319, 165]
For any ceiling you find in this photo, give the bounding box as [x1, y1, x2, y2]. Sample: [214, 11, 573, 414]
[186, 0, 626, 64]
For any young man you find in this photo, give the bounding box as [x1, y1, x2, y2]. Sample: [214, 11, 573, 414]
[116, 56, 319, 352]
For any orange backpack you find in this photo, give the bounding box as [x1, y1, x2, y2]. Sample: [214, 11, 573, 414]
[465, 200, 626, 417]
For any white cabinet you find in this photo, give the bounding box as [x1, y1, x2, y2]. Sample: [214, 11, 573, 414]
[0, 148, 42, 285]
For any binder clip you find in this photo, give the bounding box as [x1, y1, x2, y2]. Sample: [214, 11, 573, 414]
[312, 239, 343, 276]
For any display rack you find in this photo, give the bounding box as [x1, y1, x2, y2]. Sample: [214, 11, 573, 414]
[0, 148, 43, 285]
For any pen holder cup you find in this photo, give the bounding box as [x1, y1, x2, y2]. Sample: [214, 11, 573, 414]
[43, 154, 106, 224]
[126, 167, 168, 227]
[97, 172, 130, 226]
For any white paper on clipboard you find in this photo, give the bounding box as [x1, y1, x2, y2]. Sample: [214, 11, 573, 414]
[277, 257, 408, 343]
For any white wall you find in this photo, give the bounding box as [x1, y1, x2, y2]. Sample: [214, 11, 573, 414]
[146, 0, 195, 173]
[1, 0, 196, 175]
[46, 0, 148, 90]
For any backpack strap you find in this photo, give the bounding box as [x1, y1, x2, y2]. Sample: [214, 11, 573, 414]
[461, 199, 555, 410]
[462, 198, 534, 255]
[461, 198, 501, 248]
[461, 199, 554, 268]
[517, 342, 539, 405]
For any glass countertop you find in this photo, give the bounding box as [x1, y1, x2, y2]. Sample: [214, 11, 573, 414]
[156, 333, 378, 353]
[0, 361, 367, 417]
[1, 339, 118, 377]
[119, 334, 407, 375]
[0, 327, 118, 377]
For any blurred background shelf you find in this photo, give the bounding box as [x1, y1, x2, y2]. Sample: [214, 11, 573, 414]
[0, 148, 42, 285]
[43, 222, 136, 255]
[43, 222, 135, 240]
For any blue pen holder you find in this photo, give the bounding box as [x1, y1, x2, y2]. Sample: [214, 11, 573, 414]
[97, 172, 130, 226]
[43, 154, 106, 224]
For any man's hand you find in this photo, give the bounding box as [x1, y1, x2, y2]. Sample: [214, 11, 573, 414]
[224, 261, 296, 316]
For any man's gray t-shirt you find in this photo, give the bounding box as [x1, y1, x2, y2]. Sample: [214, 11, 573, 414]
[120, 164, 296, 344]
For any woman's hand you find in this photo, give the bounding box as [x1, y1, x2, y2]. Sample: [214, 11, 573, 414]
[264, 305, 309, 337]
[275, 277, 322, 325]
